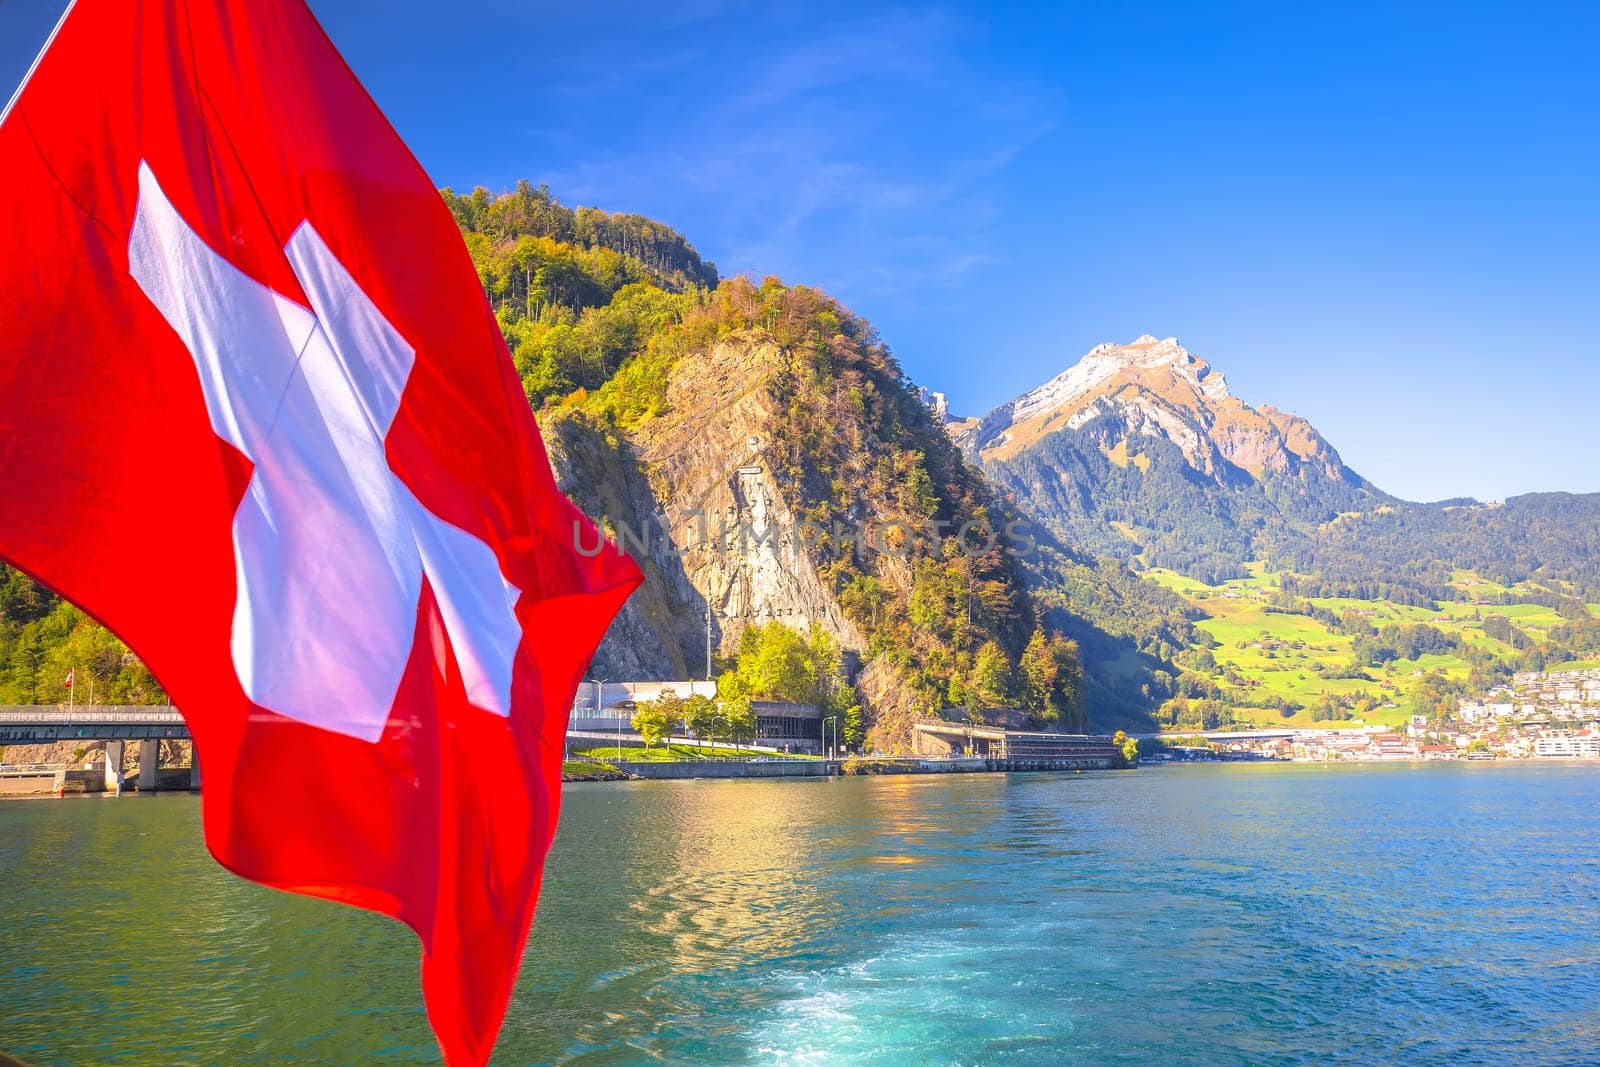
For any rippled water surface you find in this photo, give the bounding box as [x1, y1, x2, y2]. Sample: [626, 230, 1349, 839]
[3, 763, 1599, 1064]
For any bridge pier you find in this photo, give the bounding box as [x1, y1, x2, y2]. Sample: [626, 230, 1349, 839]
[138, 738, 159, 792]
[189, 747, 201, 790]
[103, 739, 124, 795]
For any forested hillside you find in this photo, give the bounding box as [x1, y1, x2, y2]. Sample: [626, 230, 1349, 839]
[1270, 494, 1600, 603]
[0, 565, 164, 706]
[450, 186, 1212, 737]
[441, 181, 718, 408]
[1142, 564, 1600, 732]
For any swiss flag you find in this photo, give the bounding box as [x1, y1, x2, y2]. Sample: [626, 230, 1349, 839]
[0, 1, 640, 1063]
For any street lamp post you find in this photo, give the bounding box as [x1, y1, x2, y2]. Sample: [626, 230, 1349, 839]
[823, 715, 838, 760]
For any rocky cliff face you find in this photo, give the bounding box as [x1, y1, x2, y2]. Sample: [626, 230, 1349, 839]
[544, 338, 868, 682]
[544, 325, 1035, 747]
[956, 335, 1367, 487]
[542, 410, 698, 681]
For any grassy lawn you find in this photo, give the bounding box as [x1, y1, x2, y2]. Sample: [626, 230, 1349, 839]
[1146, 565, 1555, 729]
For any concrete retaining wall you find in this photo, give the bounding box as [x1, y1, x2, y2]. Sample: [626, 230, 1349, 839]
[612, 756, 1117, 779]
[614, 760, 833, 779]
[604, 755, 1107, 780]
[0, 768, 103, 794]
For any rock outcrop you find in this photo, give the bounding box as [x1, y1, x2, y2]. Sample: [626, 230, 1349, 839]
[543, 328, 1035, 747]
[544, 339, 870, 681]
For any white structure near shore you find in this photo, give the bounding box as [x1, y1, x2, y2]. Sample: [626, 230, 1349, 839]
[1533, 732, 1600, 758]
[567, 679, 826, 754]
[569, 680, 718, 721]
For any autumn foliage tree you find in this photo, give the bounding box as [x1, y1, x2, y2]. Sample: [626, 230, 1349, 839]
[1020, 629, 1085, 730]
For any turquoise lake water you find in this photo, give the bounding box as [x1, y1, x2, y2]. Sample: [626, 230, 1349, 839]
[3, 762, 1599, 1064]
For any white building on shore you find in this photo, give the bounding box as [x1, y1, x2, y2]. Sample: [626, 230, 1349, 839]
[1533, 732, 1600, 758]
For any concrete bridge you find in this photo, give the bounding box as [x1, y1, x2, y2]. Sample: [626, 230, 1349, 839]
[911, 719, 1009, 756]
[910, 720, 1121, 768]
[0, 706, 195, 793]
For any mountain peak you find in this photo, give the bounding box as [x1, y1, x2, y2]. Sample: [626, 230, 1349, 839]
[961, 335, 1387, 586]
[954, 335, 1371, 500]
[1090, 335, 1230, 397]
[966, 335, 1232, 456]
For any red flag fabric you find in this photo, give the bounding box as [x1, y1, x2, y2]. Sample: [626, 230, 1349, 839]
[0, 1, 640, 1062]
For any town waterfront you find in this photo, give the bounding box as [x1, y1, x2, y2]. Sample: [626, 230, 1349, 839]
[4, 763, 1599, 1064]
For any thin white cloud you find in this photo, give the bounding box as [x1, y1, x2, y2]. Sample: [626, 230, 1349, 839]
[515, 3, 1057, 308]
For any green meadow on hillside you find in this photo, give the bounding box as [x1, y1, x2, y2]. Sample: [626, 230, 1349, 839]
[1144, 565, 1567, 730]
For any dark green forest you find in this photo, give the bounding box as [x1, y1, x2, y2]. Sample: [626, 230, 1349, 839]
[1271, 493, 1600, 602]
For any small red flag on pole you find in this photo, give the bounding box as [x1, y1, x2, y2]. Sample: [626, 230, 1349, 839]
[0, 1, 641, 1062]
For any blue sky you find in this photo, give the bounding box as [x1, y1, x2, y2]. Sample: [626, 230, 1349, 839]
[5, 1, 1596, 502]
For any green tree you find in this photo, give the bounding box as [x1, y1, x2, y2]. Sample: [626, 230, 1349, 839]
[1020, 630, 1056, 714]
[653, 688, 686, 729]
[1049, 634, 1084, 729]
[684, 693, 719, 749]
[631, 701, 673, 750]
[740, 622, 814, 702]
[722, 695, 757, 750]
[840, 702, 865, 751]
[970, 640, 1012, 710]
[1111, 729, 1139, 768]
[3, 631, 44, 705]
[721, 621, 845, 708]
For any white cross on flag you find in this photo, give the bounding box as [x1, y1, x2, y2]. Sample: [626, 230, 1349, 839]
[0, 2, 640, 1063]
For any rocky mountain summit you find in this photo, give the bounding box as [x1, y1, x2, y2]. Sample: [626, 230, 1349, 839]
[962, 335, 1388, 583]
[954, 335, 1367, 488]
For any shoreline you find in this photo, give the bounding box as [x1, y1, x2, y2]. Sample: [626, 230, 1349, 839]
[7, 754, 1598, 799]
[1150, 754, 1600, 767]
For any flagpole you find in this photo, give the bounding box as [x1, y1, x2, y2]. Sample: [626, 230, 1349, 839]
[0, 0, 80, 129]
